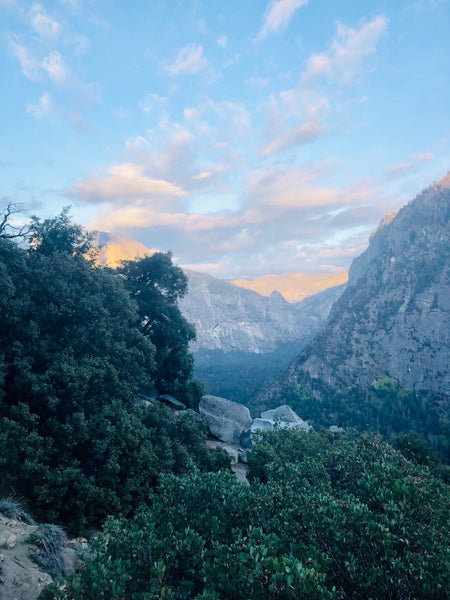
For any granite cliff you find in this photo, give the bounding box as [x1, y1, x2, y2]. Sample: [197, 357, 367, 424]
[180, 269, 344, 354]
[260, 174, 450, 404]
[232, 270, 348, 303]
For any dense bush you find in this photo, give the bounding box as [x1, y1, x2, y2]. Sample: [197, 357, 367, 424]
[265, 374, 450, 462]
[43, 431, 449, 599]
[0, 211, 225, 532]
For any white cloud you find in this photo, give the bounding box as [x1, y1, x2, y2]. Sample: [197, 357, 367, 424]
[112, 108, 133, 120]
[261, 120, 326, 156]
[256, 0, 308, 41]
[193, 171, 214, 181]
[166, 44, 209, 76]
[217, 35, 227, 48]
[245, 76, 269, 88]
[60, 0, 81, 10]
[72, 33, 90, 57]
[139, 93, 167, 114]
[41, 50, 69, 83]
[28, 3, 61, 39]
[26, 92, 54, 119]
[9, 40, 71, 84]
[245, 165, 343, 208]
[303, 16, 388, 86]
[67, 163, 187, 203]
[261, 89, 329, 155]
[91, 205, 243, 232]
[205, 98, 251, 136]
[9, 39, 40, 80]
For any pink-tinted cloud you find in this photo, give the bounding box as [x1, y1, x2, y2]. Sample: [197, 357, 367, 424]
[303, 16, 388, 86]
[261, 120, 325, 156]
[385, 152, 434, 176]
[67, 163, 187, 204]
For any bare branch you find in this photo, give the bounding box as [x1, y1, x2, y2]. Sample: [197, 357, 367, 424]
[0, 202, 30, 240]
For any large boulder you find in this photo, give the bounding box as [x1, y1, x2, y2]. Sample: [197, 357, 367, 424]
[242, 405, 312, 449]
[260, 405, 311, 431]
[240, 418, 274, 449]
[199, 395, 252, 444]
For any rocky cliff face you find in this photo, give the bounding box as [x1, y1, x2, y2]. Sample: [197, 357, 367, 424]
[95, 231, 155, 267]
[95, 232, 345, 356]
[232, 270, 348, 303]
[266, 174, 450, 400]
[180, 269, 345, 354]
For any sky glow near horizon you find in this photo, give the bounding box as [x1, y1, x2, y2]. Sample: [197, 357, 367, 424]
[1, 0, 449, 279]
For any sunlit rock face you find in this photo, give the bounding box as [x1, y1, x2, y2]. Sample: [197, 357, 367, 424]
[180, 269, 345, 354]
[263, 174, 450, 400]
[232, 271, 348, 303]
[95, 230, 346, 356]
[95, 231, 154, 267]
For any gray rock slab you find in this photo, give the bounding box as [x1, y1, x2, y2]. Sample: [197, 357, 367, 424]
[206, 440, 239, 464]
[199, 395, 252, 444]
[159, 394, 186, 410]
[240, 418, 274, 449]
[261, 405, 304, 423]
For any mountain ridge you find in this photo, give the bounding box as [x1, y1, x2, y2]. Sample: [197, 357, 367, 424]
[259, 174, 450, 404]
[231, 270, 348, 303]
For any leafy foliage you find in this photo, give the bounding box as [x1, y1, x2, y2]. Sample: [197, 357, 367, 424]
[255, 374, 450, 463]
[0, 212, 225, 532]
[118, 253, 200, 407]
[44, 431, 449, 599]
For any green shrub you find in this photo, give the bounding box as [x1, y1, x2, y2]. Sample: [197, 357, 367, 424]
[42, 432, 450, 599]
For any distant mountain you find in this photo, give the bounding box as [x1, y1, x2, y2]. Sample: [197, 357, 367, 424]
[95, 231, 346, 355]
[94, 232, 347, 403]
[95, 231, 155, 267]
[180, 269, 345, 404]
[259, 174, 450, 405]
[180, 269, 344, 354]
[232, 271, 348, 303]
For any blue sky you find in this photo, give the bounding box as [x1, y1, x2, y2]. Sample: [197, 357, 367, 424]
[1, 0, 449, 278]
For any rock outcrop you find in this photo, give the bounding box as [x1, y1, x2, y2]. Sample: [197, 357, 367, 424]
[260, 174, 450, 403]
[232, 271, 348, 303]
[198, 395, 311, 454]
[0, 513, 77, 600]
[199, 395, 252, 444]
[95, 231, 155, 267]
[95, 230, 346, 357]
[241, 405, 311, 449]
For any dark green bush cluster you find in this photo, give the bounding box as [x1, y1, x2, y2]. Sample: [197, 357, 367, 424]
[43, 431, 449, 600]
[268, 374, 450, 462]
[0, 210, 226, 533]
